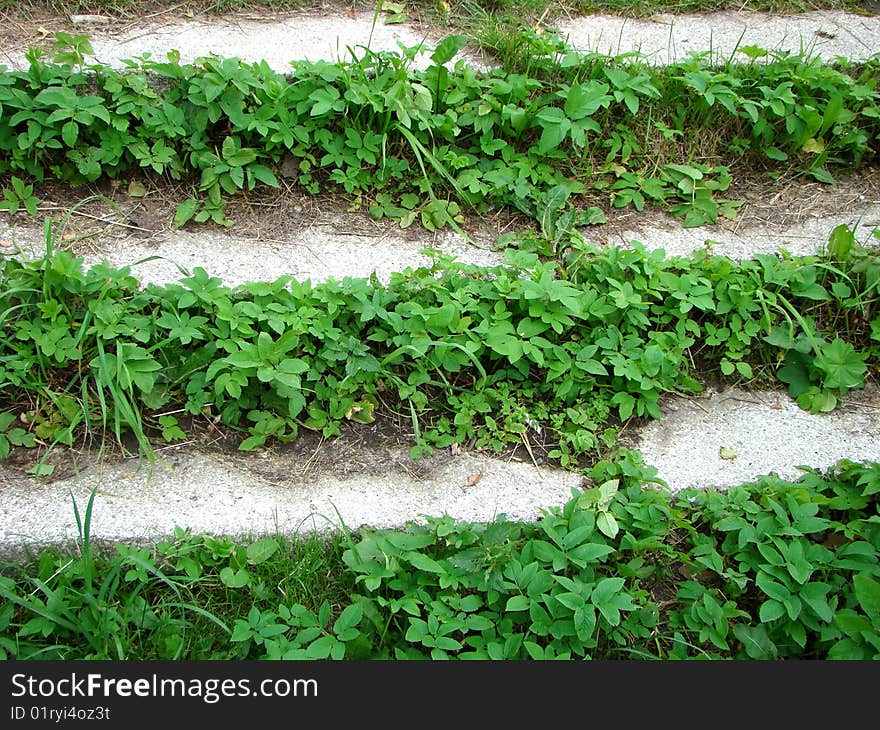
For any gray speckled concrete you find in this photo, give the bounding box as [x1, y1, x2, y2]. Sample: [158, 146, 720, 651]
[0, 219, 502, 287]
[2, 385, 879, 557]
[631, 386, 880, 492]
[556, 10, 880, 64]
[1, 10, 875, 72]
[77, 228, 500, 288]
[3, 200, 877, 287]
[0, 449, 580, 559]
[0, 13, 485, 72]
[592, 203, 880, 260]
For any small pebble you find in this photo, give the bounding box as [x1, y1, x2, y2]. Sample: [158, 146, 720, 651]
[70, 14, 111, 25]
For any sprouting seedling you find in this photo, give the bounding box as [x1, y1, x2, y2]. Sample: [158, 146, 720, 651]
[51, 32, 94, 70]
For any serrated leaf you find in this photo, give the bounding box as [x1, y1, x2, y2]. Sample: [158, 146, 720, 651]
[758, 598, 786, 623]
[815, 338, 866, 390]
[61, 121, 78, 147]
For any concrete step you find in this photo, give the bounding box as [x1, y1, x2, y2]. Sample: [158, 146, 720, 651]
[2, 185, 877, 287]
[3, 9, 876, 70]
[2, 385, 878, 558]
[1, 6, 879, 558]
[557, 9, 880, 64]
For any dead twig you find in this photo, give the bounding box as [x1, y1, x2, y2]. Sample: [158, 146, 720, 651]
[37, 205, 154, 233]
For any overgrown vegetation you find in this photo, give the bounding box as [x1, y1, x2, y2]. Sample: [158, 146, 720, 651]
[1, 453, 877, 659]
[1, 2, 878, 662]
[1, 221, 877, 471]
[1, 31, 878, 230]
[0, 0, 868, 22]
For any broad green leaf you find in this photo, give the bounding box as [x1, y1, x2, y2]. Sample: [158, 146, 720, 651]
[305, 635, 336, 659]
[597, 479, 619, 508]
[246, 538, 279, 565]
[733, 624, 778, 659]
[536, 116, 569, 153]
[758, 599, 785, 623]
[800, 582, 833, 622]
[384, 532, 435, 552]
[34, 86, 78, 108]
[568, 542, 615, 565]
[61, 121, 78, 147]
[596, 511, 618, 539]
[333, 604, 363, 636]
[173, 198, 199, 228]
[406, 551, 444, 574]
[431, 35, 468, 65]
[756, 571, 790, 602]
[426, 304, 456, 332]
[505, 595, 530, 612]
[853, 573, 880, 619]
[219, 567, 250, 588]
[816, 338, 866, 390]
[248, 164, 279, 188]
[828, 224, 854, 260]
[564, 82, 611, 120]
[556, 592, 585, 611]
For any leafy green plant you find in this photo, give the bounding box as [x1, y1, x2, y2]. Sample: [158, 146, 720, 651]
[1, 33, 878, 230]
[0, 177, 40, 216]
[1, 222, 878, 467]
[0, 453, 877, 659]
[0, 412, 35, 459]
[0, 489, 228, 659]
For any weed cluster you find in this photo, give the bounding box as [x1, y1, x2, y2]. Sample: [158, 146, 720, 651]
[1, 33, 878, 229]
[1, 453, 876, 659]
[0, 222, 877, 470]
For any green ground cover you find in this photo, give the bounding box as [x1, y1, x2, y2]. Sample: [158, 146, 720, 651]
[1, 453, 877, 659]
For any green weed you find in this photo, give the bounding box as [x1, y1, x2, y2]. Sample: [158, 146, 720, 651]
[1, 454, 876, 659]
[1, 222, 878, 466]
[1, 33, 878, 230]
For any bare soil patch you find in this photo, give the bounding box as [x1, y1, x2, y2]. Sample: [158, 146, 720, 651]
[3, 165, 878, 262]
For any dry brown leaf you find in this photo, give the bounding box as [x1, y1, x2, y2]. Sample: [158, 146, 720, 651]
[347, 7, 357, 19]
[466, 472, 483, 487]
